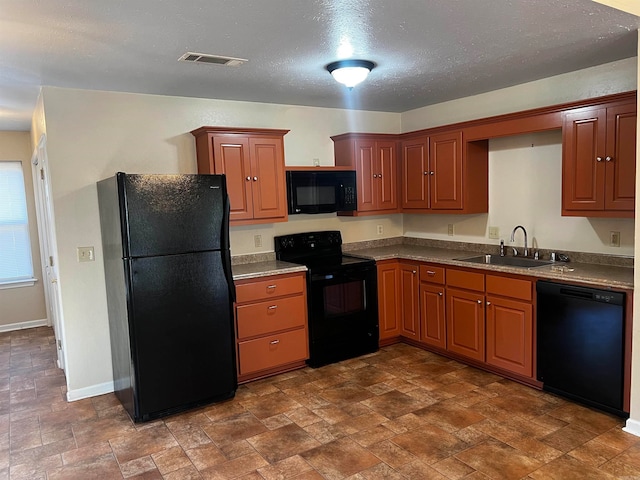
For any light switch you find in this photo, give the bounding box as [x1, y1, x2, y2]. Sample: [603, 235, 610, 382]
[77, 246, 95, 262]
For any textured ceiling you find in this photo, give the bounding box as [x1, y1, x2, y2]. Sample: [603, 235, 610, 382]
[0, 0, 638, 130]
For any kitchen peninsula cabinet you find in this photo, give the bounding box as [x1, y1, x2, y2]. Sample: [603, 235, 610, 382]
[400, 131, 489, 213]
[562, 99, 636, 217]
[191, 127, 289, 225]
[234, 272, 308, 383]
[332, 133, 399, 215]
[377, 261, 402, 344]
[419, 264, 446, 349]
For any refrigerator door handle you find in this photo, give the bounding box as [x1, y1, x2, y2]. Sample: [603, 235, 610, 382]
[221, 193, 236, 303]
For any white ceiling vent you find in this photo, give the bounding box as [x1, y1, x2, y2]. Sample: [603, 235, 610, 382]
[179, 52, 247, 67]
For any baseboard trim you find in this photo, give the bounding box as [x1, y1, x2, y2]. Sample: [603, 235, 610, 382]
[66, 381, 114, 402]
[0, 318, 48, 333]
[623, 418, 640, 437]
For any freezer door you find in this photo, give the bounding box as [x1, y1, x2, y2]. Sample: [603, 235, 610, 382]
[127, 251, 236, 420]
[119, 173, 228, 257]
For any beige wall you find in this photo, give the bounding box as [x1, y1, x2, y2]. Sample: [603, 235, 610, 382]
[37, 56, 638, 399]
[0, 132, 47, 327]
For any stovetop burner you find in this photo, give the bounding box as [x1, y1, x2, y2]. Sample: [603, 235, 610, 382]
[274, 231, 374, 272]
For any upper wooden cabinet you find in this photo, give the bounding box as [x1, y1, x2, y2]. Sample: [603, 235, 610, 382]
[332, 133, 399, 215]
[401, 131, 489, 214]
[562, 99, 636, 218]
[191, 127, 289, 225]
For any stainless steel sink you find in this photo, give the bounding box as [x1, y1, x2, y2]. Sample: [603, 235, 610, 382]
[455, 254, 553, 268]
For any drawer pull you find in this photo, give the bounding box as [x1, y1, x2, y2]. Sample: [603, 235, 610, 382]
[427, 270, 436, 275]
[270, 339, 280, 345]
[266, 285, 277, 290]
[268, 305, 278, 310]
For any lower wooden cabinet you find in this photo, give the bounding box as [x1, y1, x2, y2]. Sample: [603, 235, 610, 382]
[419, 265, 446, 349]
[378, 262, 535, 381]
[377, 261, 402, 343]
[446, 287, 485, 362]
[399, 263, 420, 340]
[234, 272, 309, 382]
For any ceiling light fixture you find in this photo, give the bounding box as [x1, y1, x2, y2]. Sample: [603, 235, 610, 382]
[326, 60, 375, 89]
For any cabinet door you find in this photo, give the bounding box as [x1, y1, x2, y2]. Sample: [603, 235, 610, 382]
[430, 131, 463, 210]
[605, 103, 636, 212]
[354, 139, 377, 211]
[377, 263, 401, 341]
[377, 141, 398, 210]
[213, 136, 254, 221]
[420, 283, 446, 349]
[249, 137, 287, 220]
[562, 107, 607, 211]
[401, 137, 430, 209]
[446, 288, 484, 361]
[399, 263, 420, 340]
[486, 296, 533, 377]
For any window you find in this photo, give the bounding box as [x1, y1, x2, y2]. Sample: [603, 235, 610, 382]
[0, 161, 35, 286]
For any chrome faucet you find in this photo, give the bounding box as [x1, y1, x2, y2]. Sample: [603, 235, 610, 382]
[510, 225, 528, 257]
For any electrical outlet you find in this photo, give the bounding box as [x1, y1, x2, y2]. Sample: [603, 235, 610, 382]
[610, 231, 620, 247]
[488, 226, 499, 239]
[77, 246, 95, 262]
[377, 224, 383, 235]
[313, 158, 320, 167]
[447, 224, 454, 236]
[254, 235, 262, 248]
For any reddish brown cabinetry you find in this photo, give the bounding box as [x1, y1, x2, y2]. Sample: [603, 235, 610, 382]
[419, 265, 446, 349]
[401, 131, 489, 214]
[376, 261, 402, 344]
[399, 262, 420, 341]
[485, 275, 533, 378]
[445, 269, 485, 362]
[562, 99, 636, 217]
[332, 133, 399, 214]
[234, 272, 308, 383]
[191, 127, 289, 225]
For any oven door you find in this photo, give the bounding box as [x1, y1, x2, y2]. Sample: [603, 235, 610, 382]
[307, 263, 379, 367]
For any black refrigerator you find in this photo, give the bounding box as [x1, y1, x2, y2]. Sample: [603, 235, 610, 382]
[97, 173, 237, 422]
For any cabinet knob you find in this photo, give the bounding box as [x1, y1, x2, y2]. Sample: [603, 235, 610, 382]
[477, 299, 482, 304]
[605, 156, 613, 162]
[596, 156, 603, 162]
[429, 171, 435, 175]
[412, 270, 417, 274]
[423, 171, 428, 175]
[373, 174, 378, 178]
[378, 174, 382, 179]
[438, 292, 443, 296]
[270, 339, 280, 345]
[246, 176, 251, 181]
[486, 301, 491, 306]
[253, 176, 258, 181]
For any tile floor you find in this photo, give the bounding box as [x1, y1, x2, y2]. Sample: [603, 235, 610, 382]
[5, 326, 640, 479]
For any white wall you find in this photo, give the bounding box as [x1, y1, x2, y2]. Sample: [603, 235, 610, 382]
[39, 87, 401, 397]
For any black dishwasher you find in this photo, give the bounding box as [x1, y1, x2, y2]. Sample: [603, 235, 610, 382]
[537, 281, 626, 417]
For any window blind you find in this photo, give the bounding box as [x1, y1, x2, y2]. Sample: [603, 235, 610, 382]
[0, 162, 34, 284]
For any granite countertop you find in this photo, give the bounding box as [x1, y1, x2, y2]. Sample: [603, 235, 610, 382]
[347, 244, 634, 290]
[232, 260, 307, 281]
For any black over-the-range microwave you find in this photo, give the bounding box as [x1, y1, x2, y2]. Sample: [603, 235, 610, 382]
[286, 170, 357, 214]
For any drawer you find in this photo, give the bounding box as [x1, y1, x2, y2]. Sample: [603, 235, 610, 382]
[238, 328, 308, 375]
[420, 264, 445, 284]
[446, 268, 484, 292]
[236, 295, 306, 339]
[236, 274, 305, 303]
[487, 275, 532, 301]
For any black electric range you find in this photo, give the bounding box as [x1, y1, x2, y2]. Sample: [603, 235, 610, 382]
[275, 231, 379, 367]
